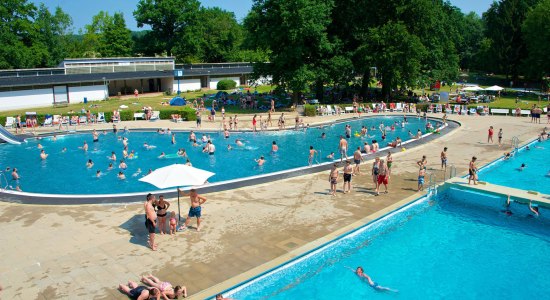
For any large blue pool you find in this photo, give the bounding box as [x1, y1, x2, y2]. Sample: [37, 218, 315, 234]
[224, 187, 550, 299]
[479, 139, 550, 194]
[0, 116, 439, 195]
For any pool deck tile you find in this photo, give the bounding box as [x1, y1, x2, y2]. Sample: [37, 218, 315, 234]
[0, 113, 546, 299]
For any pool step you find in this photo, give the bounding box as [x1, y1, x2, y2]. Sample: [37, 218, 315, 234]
[446, 177, 550, 208]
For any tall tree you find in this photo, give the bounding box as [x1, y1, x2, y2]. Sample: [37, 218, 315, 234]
[33, 4, 73, 67]
[522, 0, 550, 79]
[134, 0, 201, 57]
[483, 0, 541, 80]
[244, 0, 335, 101]
[0, 0, 37, 68]
[173, 7, 243, 63]
[100, 13, 134, 57]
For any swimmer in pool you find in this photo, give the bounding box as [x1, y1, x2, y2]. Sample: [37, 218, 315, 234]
[346, 266, 397, 292]
[119, 160, 127, 170]
[255, 156, 265, 166]
[185, 159, 192, 166]
[327, 152, 335, 159]
[321, 132, 326, 139]
[192, 140, 198, 147]
[37, 143, 43, 149]
[62, 147, 67, 152]
[86, 159, 94, 168]
[110, 152, 117, 161]
[503, 152, 512, 160]
[40, 149, 48, 160]
[519, 163, 526, 171]
[96, 170, 101, 178]
[159, 152, 166, 159]
[118, 171, 126, 180]
[132, 168, 142, 177]
[80, 141, 88, 151]
[272, 141, 278, 152]
[128, 150, 135, 159]
[227, 145, 232, 151]
[201, 134, 208, 143]
[235, 139, 244, 147]
[177, 148, 187, 157]
[503, 195, 513, 216]
[108, 163, 113, 170]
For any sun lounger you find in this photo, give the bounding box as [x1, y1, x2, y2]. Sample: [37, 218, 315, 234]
[78, 115, 88, 125]
[42, 115, 53, 126]
[97, 112, 106, 123]
[5, 117, 14, 128]
[395, 103, 404, 112]
[150, 111, 160, 121]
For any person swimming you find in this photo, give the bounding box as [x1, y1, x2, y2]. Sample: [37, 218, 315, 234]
[119, 160, 127, 169]
[132, 168, 142, 177]
[96, 170, 101, 178]
[272, 141, 278, 152]
[519, 163, 526, 171]
[86, 159, 94, 168]
[227, 145, 232, 151]
[346, 266, 398, 293]
[108, 163, 113, 170]
[326, 152, 335, 159]
[159, 152, 166, 159]
[118, 171, 126, 180]
[235, 139, 244, 147]
[255, 156, 265, 166]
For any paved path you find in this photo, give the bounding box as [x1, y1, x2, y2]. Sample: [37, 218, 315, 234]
[0, 113, 545, 299]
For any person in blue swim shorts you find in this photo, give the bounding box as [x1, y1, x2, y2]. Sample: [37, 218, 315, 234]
[178, 188, 207, 231]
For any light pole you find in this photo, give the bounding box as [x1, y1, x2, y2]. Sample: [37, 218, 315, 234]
[174, 70, 183, 95]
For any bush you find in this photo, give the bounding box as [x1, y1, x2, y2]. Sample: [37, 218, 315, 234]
[158, 107, 197, 121]
[304, 104, 317, 116]
[217, 79, 237, 90]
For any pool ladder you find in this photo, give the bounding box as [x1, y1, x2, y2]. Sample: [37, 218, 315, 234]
[444, 164, 457, 180]
[511, 136, 520, 150]
[0, 171, 9, 191]
[428, 173, 438, 195]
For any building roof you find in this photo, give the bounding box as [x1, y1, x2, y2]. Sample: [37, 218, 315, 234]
[59, 57, 175, 67]
[0, 71, 174, 88]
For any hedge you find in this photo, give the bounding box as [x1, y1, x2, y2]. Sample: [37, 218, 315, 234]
[158, 107, 197, 121]
[217, 79, 237, 90]
[304, 104, 317, 117]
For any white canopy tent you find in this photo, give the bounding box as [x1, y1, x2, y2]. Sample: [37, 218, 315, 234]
[462, 86, 484, 91]
[484, 85, 504, 91]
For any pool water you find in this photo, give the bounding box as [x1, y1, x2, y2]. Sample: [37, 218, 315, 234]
[226, 187, 550, 299]
[479, 139, 550, 194]
[0, 116, 439, 195]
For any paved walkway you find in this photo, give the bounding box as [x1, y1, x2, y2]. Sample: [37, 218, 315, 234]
[0, 113, 545, 299]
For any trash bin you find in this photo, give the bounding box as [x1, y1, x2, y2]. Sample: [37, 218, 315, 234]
[84, 97, 88, 104]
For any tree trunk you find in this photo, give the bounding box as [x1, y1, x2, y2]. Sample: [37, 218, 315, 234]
[360, 72, 370, 98]
[315, 80, 324, 102]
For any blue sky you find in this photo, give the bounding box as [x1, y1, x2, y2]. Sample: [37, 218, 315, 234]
[32, 0, 493, 32]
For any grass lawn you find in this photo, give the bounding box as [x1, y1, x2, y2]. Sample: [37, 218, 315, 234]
[421, 85, 550, 110]
[0, 85, 279, 118]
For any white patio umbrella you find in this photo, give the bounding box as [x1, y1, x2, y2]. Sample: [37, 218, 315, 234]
[484, 85, 504, 91]
[462, 86, 484, 91]
[139, 164, 215, 220]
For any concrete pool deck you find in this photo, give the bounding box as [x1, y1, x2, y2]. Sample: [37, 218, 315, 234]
[0, 112, 546, 299]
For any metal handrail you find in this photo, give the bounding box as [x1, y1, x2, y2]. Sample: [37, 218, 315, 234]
[428, 173, 437, 194]
[511, 136, 520, 150]
[0, 171, 9, 191]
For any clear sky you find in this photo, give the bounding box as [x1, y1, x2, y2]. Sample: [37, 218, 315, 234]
[31, 0, 493, 32]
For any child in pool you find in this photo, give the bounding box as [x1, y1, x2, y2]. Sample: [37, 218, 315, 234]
[169, 211, 178, 235]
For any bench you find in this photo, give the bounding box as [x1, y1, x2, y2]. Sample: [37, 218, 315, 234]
[490, 108, 509, 116]
[133, 113, 145, 121]
[345, 106, 354, 113]
[53, 101, 69, 107]
[520, 110, 531, 117]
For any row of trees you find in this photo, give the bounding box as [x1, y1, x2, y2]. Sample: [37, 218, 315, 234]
[247, 0, 550, 99]
[0, 0, 266, 69]
[1, 0, 549, 98]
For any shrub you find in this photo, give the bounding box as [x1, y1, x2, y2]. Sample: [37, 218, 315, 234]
[217, 79, 237, 90]
[304, 104, 317, 116]
[158, 107, 196, 121]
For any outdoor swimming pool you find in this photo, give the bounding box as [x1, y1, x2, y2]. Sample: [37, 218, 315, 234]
[223, 187, 550, 299]
[479, 139, 550, 194]
[0, 116, 440, 195]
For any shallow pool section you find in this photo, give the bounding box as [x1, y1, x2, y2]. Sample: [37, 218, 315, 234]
[0, 116, 438, 195]
[224, 187, 550, 299]
[479, 139, 550, 194]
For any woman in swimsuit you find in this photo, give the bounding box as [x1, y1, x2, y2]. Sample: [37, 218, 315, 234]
[141, 274, 187, 299]
[155, 195, 170, 235]
[386, 152, 393, 177]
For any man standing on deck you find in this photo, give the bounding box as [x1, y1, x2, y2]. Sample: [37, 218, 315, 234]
[178, 189, 207, 231]
[144, 193, 157, 251]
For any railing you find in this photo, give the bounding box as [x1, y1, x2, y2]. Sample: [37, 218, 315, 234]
[511, 136, 520, 150]
[428, 173, 437, 195]
[0, 171, 9, 191]
[176, 63, 254, 70]
[0, 68, 65, 78]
